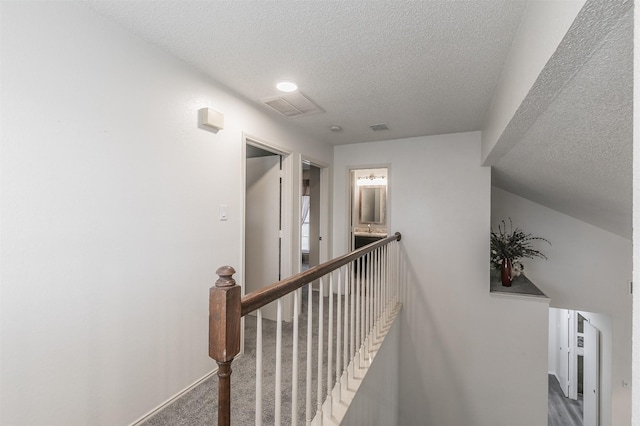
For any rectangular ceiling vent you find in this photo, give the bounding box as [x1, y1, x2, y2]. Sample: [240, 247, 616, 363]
[260, 92, 324, 118]
[370, 123, 389, 131]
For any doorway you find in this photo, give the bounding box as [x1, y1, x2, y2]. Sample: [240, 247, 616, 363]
[548, 308, 605, 426]
[301, 162, 321, 273]
[243, 137, 293, 323]
[349, 167, 389, 252]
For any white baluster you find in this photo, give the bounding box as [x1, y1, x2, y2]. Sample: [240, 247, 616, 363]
[306, 284, 313, 426]
[256, 309, 263, 426]
[361, 254, 366, 360]
[374, 249, 379, 336]
[365, 252, 370, 359]
[350, 263, 355, 361]
[275, 299, 282, 425]
[292, 289, 299, 425]
[362, 254, 367, 363]
[369, 251, 374, 357]
[336, 268, 342, 402]
[374, 251, 378, 338]
[398, 242, 402, 303]
[380, 247, 384, 326]
[316, 277, 324, 423]
[342, 266, 349, 387]
[327, 273, 333, 415]
[384, 245, 389, 321]
[355, 257, 361, 368]
[391, 243, 396, 305]
[379, 249, 382, 324]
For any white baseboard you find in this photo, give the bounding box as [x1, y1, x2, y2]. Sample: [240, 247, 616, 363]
[129, 368, 217, 425]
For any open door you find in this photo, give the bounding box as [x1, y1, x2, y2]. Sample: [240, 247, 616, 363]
[583, 320, 599, 426]
[557, 309, 570, 397]
[245, 147, 281, 321]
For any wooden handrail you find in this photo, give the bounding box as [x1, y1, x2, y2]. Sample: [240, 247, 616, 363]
[208, 231, 401, 426]
[241, 232, 401, 316]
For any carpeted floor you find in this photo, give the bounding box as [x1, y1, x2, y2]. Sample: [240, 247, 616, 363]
[142, 286, 345, 425]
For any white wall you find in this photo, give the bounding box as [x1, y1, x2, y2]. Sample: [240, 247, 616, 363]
[0, 3, 332, 425]
[493, 187, 632, 425]
[333, 132, 549, 426]
[548, 308, 560, 376]
[632, 2, 640, 425]
[342, 313, 400, 426]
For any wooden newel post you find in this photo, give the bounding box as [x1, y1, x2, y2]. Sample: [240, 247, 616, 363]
[209, 266, 241, 426]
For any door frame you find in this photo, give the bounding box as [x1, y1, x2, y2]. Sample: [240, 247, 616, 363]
[582, 318, 600, 426]
[345, 164, 391, 252]
[241, 133, 293, 352]
[298, 156, 330, 273]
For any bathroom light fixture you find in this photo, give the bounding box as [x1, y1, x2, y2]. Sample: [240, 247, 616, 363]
[356, 174, 387, 186]
[276, 81, 298, 93]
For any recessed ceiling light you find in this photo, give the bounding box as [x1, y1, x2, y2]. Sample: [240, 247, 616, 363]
[329, 125, 342, 132]
[276, 81, 298, 93]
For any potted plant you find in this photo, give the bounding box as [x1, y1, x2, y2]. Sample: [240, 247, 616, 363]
[490, 218, 550, 287]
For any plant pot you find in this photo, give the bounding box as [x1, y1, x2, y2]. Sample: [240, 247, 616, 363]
[501, 258, 513, 287]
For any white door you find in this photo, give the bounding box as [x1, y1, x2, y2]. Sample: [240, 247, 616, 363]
[309, 164, 321, 290]
[557, 309, 570, 397]
[583, 321, 599, 426]
[245, 155, 281, 321]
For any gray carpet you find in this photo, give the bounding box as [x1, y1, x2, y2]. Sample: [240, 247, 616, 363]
[142, 286, 350, 425]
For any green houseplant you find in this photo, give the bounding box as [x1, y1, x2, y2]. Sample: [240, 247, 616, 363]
[490, 218, 550, 286]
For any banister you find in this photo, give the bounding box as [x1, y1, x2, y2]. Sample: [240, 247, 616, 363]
[241, 232, 401, 316]
[209, 266, 241, 426]
[209, 231, 401, 426]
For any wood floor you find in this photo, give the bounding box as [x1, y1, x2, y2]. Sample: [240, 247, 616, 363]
[548, 374, 583, 426]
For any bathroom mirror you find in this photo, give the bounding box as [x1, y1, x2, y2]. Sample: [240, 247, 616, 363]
[359, 186, 386, 224]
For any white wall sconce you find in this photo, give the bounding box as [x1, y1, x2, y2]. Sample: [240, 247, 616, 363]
[198, 108, 224, 133]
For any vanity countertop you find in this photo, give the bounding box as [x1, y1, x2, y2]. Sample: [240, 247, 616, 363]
[353, 232, 387, 238]
[353, 227, 387, 238]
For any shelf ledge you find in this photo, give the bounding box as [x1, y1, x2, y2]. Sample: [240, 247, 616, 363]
[490, 269, 549, 302]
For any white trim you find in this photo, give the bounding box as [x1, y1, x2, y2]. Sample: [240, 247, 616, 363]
[345, 164, 392, 252]
[319, 164, 331, 265]
[244, 133, 291, 156]
[489, 292, 550, 303]
[129, 369, 217, 425]
[242, 133, 294, 322]
[302, 155, 331, 267]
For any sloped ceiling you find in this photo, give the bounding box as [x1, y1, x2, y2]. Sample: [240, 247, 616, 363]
[491, 3, 632, 238]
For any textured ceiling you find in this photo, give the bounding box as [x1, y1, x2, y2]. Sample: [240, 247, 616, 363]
[84, 1, 632, 238]
[85, 0, 526, 145]
[493, 5, 632, 238]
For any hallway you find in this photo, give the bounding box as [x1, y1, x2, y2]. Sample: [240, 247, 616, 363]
[548, 374, 582, 426]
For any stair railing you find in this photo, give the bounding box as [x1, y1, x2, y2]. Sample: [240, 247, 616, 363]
[209, 232, 402, 425]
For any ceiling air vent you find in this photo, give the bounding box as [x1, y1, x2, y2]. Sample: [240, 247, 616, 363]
[260, 92, 324, 118]
[370, 123, 389, 131]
